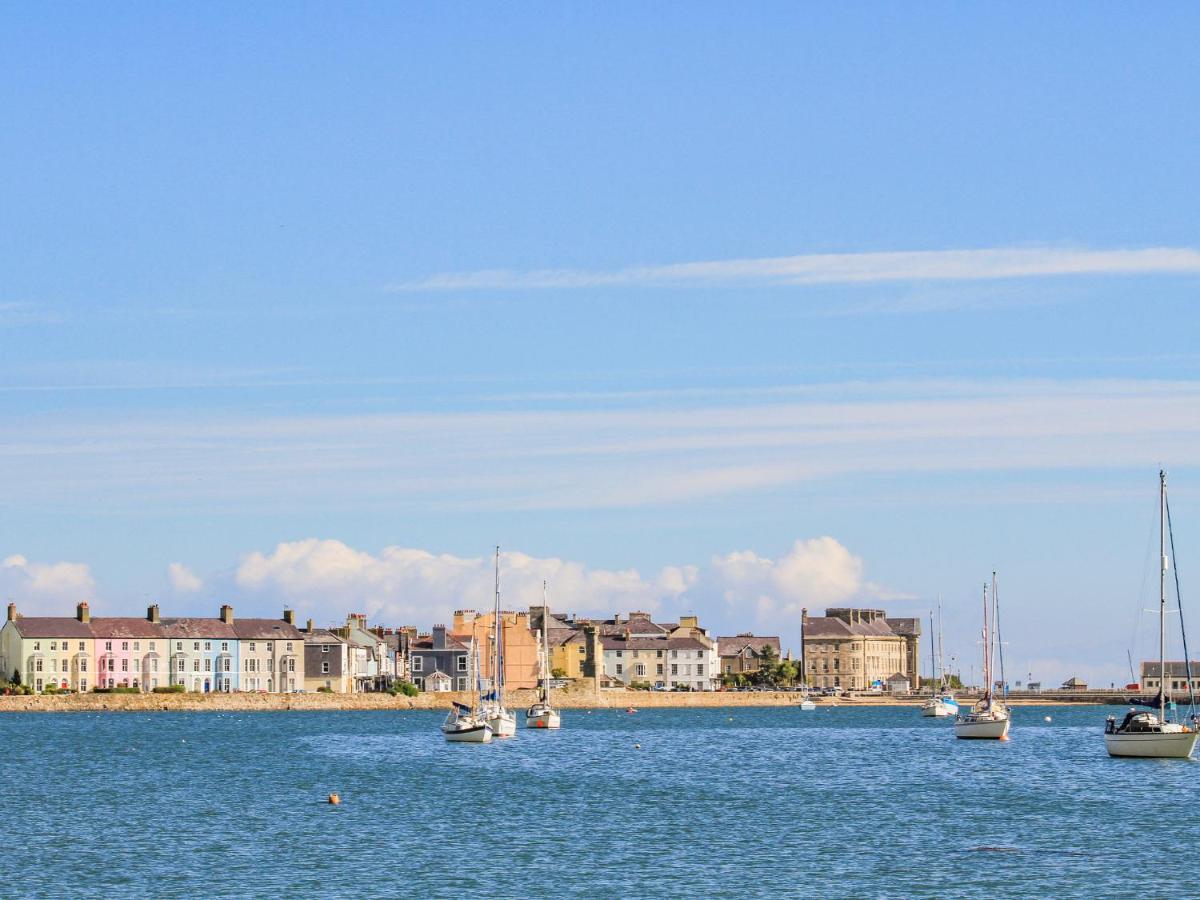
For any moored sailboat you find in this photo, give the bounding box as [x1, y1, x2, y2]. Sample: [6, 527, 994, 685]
[526, 582, 562, 729]
[954, 578, 1010, 740]
[442, 640, 493, 743]
[922, 601, 959, 718]
[1105, 471, 1199, 759]
[484, 546, 517, 738]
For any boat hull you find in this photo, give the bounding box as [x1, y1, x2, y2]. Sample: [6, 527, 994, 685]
[442, 722, 493, 743]
[799, 701, 816, 711]
[954, 715, 1010, 740]
[1105, 729, 1199, 759]
[488, 710, 517, 738]
[525, 708, 561, 729]
[922, 700, 958, 718]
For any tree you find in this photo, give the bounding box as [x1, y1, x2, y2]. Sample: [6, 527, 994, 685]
[551, 667, 567, 679]
[11, 669, 20, 687]
[777, 660, 798, 686]
[755, 644, 781, 686]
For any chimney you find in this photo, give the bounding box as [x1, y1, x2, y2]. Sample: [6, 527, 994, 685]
[76, 602, 91, 624]
[306, 618, 314, 633]
[147, 604, 160, 624]
[219, 604, 234, 625]
[7, 602, 15, 623]
[432, 625, 446, 649]
[283, 609, 295, 626]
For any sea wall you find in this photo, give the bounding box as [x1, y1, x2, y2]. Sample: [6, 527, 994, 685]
[0, 684, 1106, 713]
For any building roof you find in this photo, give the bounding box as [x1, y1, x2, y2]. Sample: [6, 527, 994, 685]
[803, 616, 901, 639]
[231, 619, 304, 641]
[601, 636, 668, 651]
[411, 634, 468, 652]
[667, 636, 710, 651]
[304, 629, 344, 644]
[885, 617, 921, 637]
[89, 617, 168, 639]
[717, 635, 781, 658]
[6, 617, 95, 639]
[161, 618, 239, 640]
[887, 672, 909, 682]
[598, 619, 669, 637]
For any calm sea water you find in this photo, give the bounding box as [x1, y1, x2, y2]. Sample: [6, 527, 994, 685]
[1, 704, 1194, 898]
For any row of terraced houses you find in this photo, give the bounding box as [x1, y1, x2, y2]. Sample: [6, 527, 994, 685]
[2, 600, 923, 695]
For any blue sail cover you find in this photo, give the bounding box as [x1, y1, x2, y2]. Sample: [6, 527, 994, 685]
[452, 701, 471, 713]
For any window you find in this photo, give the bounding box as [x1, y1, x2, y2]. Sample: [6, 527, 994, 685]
[615, 650, 623, 658]
[50, 641, 57, 651]
[79, 641, 85, 651]
[176, 642, 182, 651]
[321, 662, 330, 674]
[204, 642, 211, 651]
[121, 659, 128, 672]
[671, 664, 678, 675]
[322, 645, 330, 654]
[697, 665, 704, 676]
[177, 659, 185, 672]
[80, 660, 88, 672]
[133, 642, 140, 651]
[204, 659, 211, 672]
[121, 642, 128, 651]
[457, 657, 467, 672]
[107, 658, 115, 671]
[62, 660, 69, 672]
[105, 641, 112, 651]
[193, 660, 200, 672]
[412, 657, 423, 672]
[286, 643, 293, 652]
[656, 649, 663, 658]
[672, 650, 678, 659]
[81, 678, 88, 692]
[267, 642, 273, 652]
[249, 642, 256, 652]
[152, 659, 158, 672]
[193, 642, 200, 651]
[657, 664, 664, 675]
[288, 659, 295, 673]
[615, 664, 623, 675]
[149, 642, 155, 651]
[457, 677, 467, 691]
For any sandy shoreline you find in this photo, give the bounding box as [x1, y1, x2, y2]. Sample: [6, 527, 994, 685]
[0, 688, 1109, 713]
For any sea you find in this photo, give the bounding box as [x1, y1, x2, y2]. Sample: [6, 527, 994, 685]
[1, 704, 1193, 898]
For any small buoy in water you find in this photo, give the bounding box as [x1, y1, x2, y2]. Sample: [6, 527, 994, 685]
[1044, 716, 1052, 723]
[634, 743, 641, 750]
[180, 739, 185, 743]
[328, 793, 341, 805]
[626, 707, 637, 714]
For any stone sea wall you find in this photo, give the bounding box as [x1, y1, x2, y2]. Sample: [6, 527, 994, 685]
[0, 684, 1102, 713]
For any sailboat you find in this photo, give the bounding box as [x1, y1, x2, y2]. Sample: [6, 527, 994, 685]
[442, 639, 493, 743]
[1104, 471, 1199, 759]
[922, 601, 959, 718]
[954, 577, 1010, 740]
[484, 546, 517, 738]
[526, 581, 562, 729]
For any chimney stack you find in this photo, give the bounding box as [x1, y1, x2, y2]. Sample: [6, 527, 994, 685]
[283, 609, 295, 626]
[76, 602, 91, 624]
[219, 604, 234, 625]
[7, 602, 15, 623]
[147, 604, 160, 624]
[306, 618, 314, 633]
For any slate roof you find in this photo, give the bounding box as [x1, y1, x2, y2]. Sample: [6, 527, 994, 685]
[717, 635, 781, 658]
[803, 617, 900, 639]
[7, 617, 95, 639]
[1141, 661, 1200, 677]
[304, 629, 345, 644]
[89, 617, 168, 639]
[602, 636, 670, 651]
[411, 634, 468, 652]
[231, 619, 304, 641]
[161, 618, 239, 640]
[885, 617, 921, 637]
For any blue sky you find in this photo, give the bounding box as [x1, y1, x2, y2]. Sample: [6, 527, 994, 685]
[3, 4, 1200, 685]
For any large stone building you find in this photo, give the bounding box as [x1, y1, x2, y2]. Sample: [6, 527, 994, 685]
[1140, 661, 1200, 696]
[802, 608, 917, 691]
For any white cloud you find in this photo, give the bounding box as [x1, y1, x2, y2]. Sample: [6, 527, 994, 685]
[167, 562, 203, 593]
[230, 539, 696, 628]
[0, 554, 96, 614]
[389, 246, 1200, 292]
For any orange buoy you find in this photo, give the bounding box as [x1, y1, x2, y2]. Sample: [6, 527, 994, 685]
[328, 793, 341, 805]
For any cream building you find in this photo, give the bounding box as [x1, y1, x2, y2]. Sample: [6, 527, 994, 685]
[802, 608, 912, 691]
[1, 602, 95, 693]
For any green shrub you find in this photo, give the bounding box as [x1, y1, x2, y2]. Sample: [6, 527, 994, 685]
[628, 680, 653, 691]
[390, 681, 419, 697]
[152, 684, 186, 694]
[317, 686, 334, 693]
[93, 686, 140, 694]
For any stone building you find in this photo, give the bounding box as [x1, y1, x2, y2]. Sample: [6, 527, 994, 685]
[1141, 660, 1200, 696]
[451, 610, 539, 690]
[303, 624, 350, 693]
[717, 634, 783, 677]
[801, 607, 912, 691]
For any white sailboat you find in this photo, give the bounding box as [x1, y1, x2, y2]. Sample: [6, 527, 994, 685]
[442, 639, 493, 743]
[922, 602, 958, 718]
[485, 546, 517, 738]
[1105, 471, 1199, 759]
[526, 581, 562, 729]
[954, 578, 1010, 740]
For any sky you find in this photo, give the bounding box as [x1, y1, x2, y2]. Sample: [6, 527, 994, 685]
[3, 4, 1200, 687]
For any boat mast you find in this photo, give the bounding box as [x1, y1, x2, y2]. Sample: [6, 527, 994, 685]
[542, 580, 551, 705]
[1160, 470, 1167, 724]
[929, 609, 935, 693]
[937, 598, 945, 689]
[993, 571, 1006, 699]
[493, 545, 502, 706]
[981, 582, 991, 700]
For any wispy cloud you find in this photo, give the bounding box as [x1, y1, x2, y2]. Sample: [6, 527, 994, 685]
[388, 246, 1200, 292]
